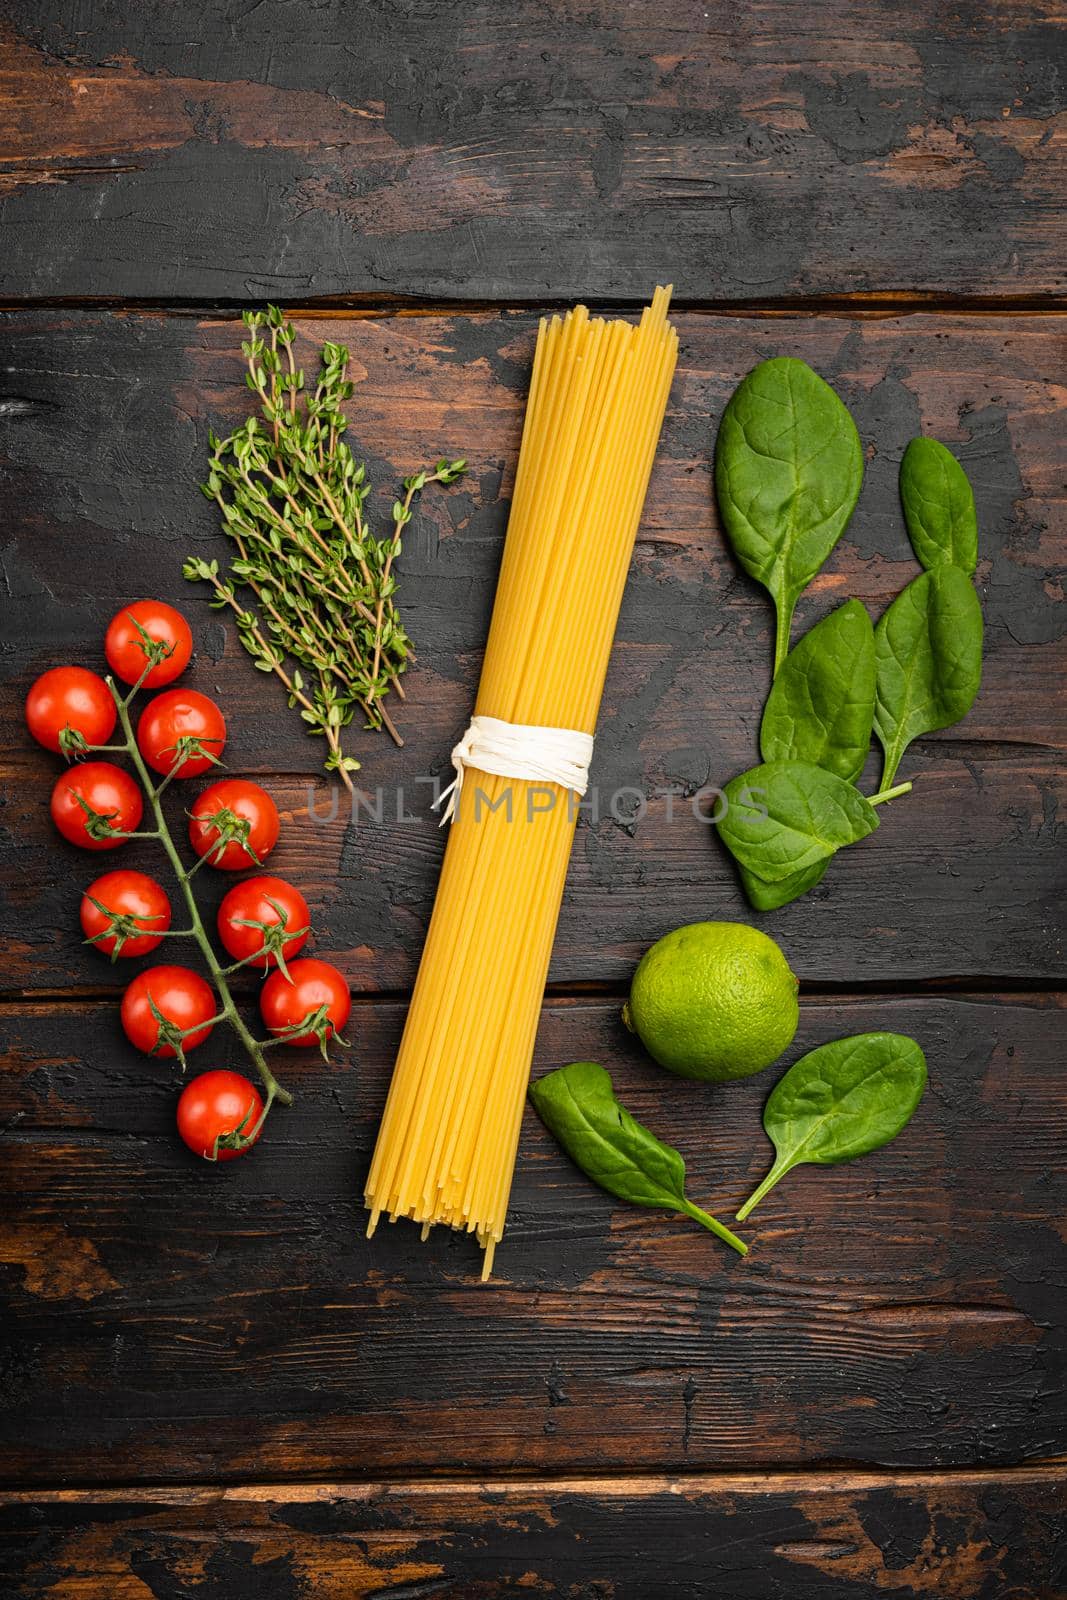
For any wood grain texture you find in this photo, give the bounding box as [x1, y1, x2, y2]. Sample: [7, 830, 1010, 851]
[1, 993, 1063, 1482]
[3, 1468, 1065, 1598]
[0, 2, 1064, 303]
[3, 6, 1065, 1585]
[1, 309, 1064, 988]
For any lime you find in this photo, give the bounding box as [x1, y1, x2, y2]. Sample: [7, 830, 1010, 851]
[623, 921, 799, 1082]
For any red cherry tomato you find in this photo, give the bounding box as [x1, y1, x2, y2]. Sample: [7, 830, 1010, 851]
[105, 600, 193, 688]
[217, 875, 310, 970]
[259, 959, 351, 1047]
[25, 666, 117, 755]
[80, 869, 172, 958]
[50, 761, 143, 850]
[177, 1070, 263, 1162]
[121, 965, 217, 1058]
[137, 689, 226, 778]
[188, 778, 280, 871]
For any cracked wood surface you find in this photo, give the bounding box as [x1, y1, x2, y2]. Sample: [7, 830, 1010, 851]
[0, 2, 1064, 304]
[1, 993, 1063, 1485]
[3, 1469, 1066, 1599]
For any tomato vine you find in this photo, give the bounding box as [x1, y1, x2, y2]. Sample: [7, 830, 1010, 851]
[28, 604, 347, 1160]
[100, 650, 295, 1149]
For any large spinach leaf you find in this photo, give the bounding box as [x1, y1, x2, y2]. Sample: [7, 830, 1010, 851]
[900, 437, 978, 575]
[715, 358, 864, 676]
[874, 565, 983, 786]
[760, 598, 876, 783]
[719, 760, 881, 886]
[529, 1061, 748, 1255]
[736, 1032, 927, 1219]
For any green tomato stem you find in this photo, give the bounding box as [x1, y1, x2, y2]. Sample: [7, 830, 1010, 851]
[183, 1011, 230, 1036]
[681, 1200, 749, 1256]
[107, 678, 292, 1112]
[218, 949, 274, 978]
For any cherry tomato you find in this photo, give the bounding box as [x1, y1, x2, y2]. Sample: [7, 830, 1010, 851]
[259, 958, 351, 1047]
[121, 964, 217, 1058]
[188, 778, 280, 871]
[217, 875, 310, 970]
[177, 1069, 263, 1162]
[137, 689, 226, 778]
[26, 666, 117, 756]
[81, 869, 172, 958]
[50, 761, 143, 850]
[105, 600, 193, 688]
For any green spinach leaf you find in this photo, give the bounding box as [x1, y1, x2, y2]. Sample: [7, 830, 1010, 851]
[715, 358, 864, 676]
[900, 437, 978, 575]
[719, 760, 881, 886]
[760, 598, 876, 783]
[738, 858, 830, 912]
[874, 565, 983, 787]
[529, 1061, 748, 1255]
[736, 1032, 927, 1219]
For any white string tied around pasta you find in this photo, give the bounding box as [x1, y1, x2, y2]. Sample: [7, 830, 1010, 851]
[433, 714, 595, 825]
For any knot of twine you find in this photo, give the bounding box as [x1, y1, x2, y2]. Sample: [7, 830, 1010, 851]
[432, 714, 595, 825]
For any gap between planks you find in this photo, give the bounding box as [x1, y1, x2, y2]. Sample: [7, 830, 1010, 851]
[1, 293, 1066, 320]
[1, 981, 1065, 1008]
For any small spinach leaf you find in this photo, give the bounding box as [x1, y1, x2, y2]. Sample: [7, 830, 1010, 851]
[715, 358, 864, 676]
[736, 1032, 927, 1219]
[719, 760, 880, 886]
[760, 598, 876, 783]
[529, 1061, 747, 1255]
[874, 564, 983, 787]
[900, 437, 978, 575]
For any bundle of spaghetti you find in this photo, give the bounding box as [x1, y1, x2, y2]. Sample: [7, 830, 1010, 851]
[365, 288, 678, 1277]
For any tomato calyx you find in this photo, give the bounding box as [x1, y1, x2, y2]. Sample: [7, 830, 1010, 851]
[82, 893, 167, 962]
[72, 790, 134, 844]
[209, 1101, 265, 1161]
[187, 803, 261, 868]
[144, 991, 221, 1070]
[265, 1002, 350, 1062]
[225, 897, 311, 980]
[158, 734, 225, 782]
[58, 725, 92, 760]
[125, 610, 181, 679]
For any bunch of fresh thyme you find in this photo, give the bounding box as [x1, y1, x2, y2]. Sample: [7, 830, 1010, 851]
[185, 306, 465, 789]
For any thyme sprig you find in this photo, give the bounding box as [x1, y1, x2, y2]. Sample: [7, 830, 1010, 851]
[187, 306, 465, 790]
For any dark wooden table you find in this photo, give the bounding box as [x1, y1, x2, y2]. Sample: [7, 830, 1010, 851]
[1, 5, 1065, 1596]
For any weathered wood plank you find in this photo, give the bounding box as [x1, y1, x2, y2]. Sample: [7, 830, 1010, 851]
[1, 994, 1063, 1482]
[2, 1468, 1065, 1599]
[1, 310, 1064, 988]
[0, 3, 1064, 303]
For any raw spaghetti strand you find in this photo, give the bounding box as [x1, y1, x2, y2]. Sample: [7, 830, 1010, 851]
[365, 290, 678, 1275]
